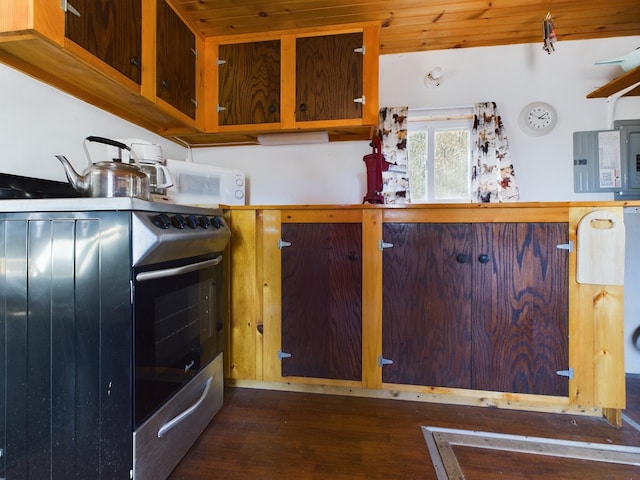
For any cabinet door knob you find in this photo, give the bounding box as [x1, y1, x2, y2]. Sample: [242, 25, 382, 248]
[456, 254, 468, 264]
[269, 105, 276, 114]
[299, 103, 307, 112]
[348, 251, 358, 261]
[130, 56, 140, 67]
[478, 254, 490, 264]
[161, 80, 170, 89]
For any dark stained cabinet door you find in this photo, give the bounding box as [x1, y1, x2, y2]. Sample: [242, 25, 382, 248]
[472, 223, 569, 396]
[382, 223, 473, 388]
[296, 32, 363, 122]
[156, 0, 196, 119]
[65, 0, 142, 84]
[281, 223, 362, 381]
[381, 222, 569, 397]
[218, 41, 281, 125]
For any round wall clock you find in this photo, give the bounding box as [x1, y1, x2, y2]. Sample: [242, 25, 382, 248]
[518, 102, 557, 136]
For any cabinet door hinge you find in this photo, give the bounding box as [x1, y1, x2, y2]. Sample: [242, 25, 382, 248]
[354, 46, 366, 55]
[278, 239, 292, 249]
[216, 59, 226, 66]
[354, 96, 365, 105]
[378, 355, 393, 367]
[60, 0, 80, 16]
[556, 241, 574, 252]
[278, 350, 292, 360]
[216, 105, 226, 113]
[191, 48, 198, 58]
[378, 240, 393, 251]
[556, 367, 574, 380]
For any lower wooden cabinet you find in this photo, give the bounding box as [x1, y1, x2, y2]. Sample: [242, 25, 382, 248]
[280, 223, 362, 381]
[381, 223, 569, 396]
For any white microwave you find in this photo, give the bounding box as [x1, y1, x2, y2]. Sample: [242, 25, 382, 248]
[165, 159, 246, 206]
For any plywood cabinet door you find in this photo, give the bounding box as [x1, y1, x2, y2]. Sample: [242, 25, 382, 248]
[156, 0, 196, 119]
[218, 40, 281, 125]
[381, 222, 569, 397]
[296, 32, 364, 122]
[381, 223, 473, 388]
[65, 0, 142, 84]
[280, 223, 362, 381]
[471, 223, 569, 396]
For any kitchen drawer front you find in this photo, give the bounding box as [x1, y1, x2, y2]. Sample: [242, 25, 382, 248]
[133, 353, 224, 480]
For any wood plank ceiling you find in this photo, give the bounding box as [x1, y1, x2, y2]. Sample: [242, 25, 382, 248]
[172, 0, 640, 54]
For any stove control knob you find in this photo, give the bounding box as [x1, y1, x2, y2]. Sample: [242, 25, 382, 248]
[186, 215, 198, 229]
[210, 216, 224, 229]
[151, 213, 171, 229]
[198, 215, 210, 228]
[171, 214, 186, 229]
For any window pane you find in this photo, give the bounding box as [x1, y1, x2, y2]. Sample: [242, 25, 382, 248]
[434, 129, 469, 200]
[408, 131, 427, 201]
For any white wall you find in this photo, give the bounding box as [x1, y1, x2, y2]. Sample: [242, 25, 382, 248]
[1, 36, 639, 204]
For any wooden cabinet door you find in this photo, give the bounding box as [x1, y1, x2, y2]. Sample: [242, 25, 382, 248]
[381, 223, 473, 388]
[218, 41, 281, 126]
[156, 0, 196, 118]
[281, 223, 362, 381]
[472, 223, 569, 396]
[65, 0, 142, 84]
[296, 32, 364, 122]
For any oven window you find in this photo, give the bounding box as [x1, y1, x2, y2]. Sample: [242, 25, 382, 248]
[133, 255, 223, 426]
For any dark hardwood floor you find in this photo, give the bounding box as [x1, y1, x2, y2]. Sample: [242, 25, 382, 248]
[169, 378, 640, 479]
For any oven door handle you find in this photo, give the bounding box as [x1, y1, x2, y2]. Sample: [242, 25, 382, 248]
[157, 376, 213, 438]
[136, 256, 222, 282]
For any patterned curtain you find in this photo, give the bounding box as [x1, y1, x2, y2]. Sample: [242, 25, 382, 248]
[471, 102, 519, 202]
[378, 106, 410, 204]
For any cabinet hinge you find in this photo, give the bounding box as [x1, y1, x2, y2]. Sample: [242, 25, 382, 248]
[278, 239, 292, 249]
[353, 96, 366, 105]
[378, 355, 393, 367]
[378, 240, 393, 251]
[191, 48, 198, 58]
[556, 241, 574, 252]
[556, 368, 574, 380]
[216, 105, 226, 113]
[278, 350, 292, 360]
[216, 59, 226, 66]
[354, 46, 366, 55]
[60, 0, 80, 16]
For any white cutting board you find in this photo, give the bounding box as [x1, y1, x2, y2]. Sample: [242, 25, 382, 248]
[576, 210, 625, 285]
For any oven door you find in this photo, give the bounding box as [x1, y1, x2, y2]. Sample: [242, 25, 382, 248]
[133, 252, 224, 427]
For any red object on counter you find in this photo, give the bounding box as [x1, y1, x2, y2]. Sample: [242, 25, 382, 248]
[362, 136, 390, 204]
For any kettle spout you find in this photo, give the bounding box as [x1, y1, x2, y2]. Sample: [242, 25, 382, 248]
[55, 155, 89, 194]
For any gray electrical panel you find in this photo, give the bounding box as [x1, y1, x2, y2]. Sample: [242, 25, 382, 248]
[573, 119, 640, 199]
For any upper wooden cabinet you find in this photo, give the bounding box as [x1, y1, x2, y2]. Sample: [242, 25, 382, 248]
[65, 0, 142, 85]
[156, 0, 197, 119]
[198, 23, 380, 146]
[0, 0, 201, 136]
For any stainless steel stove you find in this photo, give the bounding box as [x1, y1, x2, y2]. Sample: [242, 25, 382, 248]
[0, 175, 230, 480]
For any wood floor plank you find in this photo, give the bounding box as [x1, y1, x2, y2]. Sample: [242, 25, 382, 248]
[168, 385, 640, 479]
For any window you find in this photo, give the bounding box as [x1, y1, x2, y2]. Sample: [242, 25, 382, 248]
[408, 111, 473, 203]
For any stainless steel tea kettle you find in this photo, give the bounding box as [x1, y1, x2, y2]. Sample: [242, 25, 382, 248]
[56, 136, 150, 199]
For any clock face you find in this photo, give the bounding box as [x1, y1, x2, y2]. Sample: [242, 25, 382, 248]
[519, 102, 557, 136]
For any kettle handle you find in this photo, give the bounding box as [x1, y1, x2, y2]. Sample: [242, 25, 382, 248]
[86, 136, 131, 151]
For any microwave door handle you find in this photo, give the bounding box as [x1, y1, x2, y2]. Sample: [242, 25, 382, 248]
[136, 255, 222, 282]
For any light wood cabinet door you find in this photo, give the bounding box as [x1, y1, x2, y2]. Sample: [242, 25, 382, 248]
[65, 0, 142, 84]
[218, 40, 281, 125]
[296, 32, 364, 122]
[280, 223, 362, 381]
[156, 0, 196, 118]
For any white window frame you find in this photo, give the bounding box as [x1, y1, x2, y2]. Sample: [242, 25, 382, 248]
[408, 108, 474, 203]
